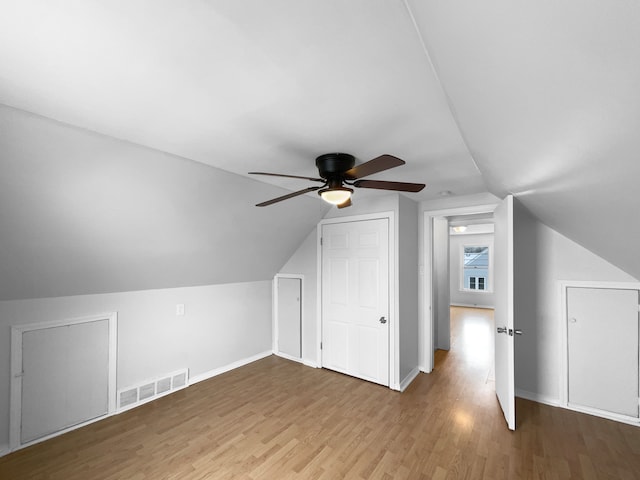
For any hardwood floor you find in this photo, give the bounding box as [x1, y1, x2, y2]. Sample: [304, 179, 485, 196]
[1, 306, 639, 479]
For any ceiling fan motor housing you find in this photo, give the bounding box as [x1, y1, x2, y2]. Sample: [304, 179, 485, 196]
[315, 153, 355, 179]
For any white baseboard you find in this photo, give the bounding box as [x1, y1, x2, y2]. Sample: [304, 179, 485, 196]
[0, 443, 9, 458]
[515, 388, 560, 407]
[303, 359, 319, 368]
[189, 350, 273, 385]
[274, 351, 304, 364]
[564, 403, 640, 427]
[273, 351, 319, 369]
[399, 367, 421, 392]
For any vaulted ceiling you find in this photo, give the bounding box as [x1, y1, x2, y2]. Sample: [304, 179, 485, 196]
[1, 1, 638, 299]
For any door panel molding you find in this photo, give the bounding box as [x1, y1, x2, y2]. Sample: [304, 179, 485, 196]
[317, 211, 397, 389]
[494, 195, 515, 430]
[559, 280, 640, 426]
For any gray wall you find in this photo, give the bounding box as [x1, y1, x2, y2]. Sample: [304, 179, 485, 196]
[0, 280, 272, 450]
[398, 195, 419, 382]
[432, 217, 450, 350]
[278, 228, 318, 366]
[0, 105, 327, 301]
[513, 200, 638, 403]
[279, 193, 421, 387]
[449, 232, 495, 308]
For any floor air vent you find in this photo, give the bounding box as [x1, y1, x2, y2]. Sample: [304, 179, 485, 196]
[117, 368, 188, 412]
[119, 388, 138, 408]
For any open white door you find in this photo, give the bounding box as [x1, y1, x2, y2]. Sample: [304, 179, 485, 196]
[493, 194, 515, 430]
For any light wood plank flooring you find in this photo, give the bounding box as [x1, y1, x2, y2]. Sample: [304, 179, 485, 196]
[1, 307, 639, 478]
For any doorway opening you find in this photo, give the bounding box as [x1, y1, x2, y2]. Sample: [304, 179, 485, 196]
[437, 306, 495, 389]
[434, 216, 496, 390]
[425, 197, 515, 430]
[432, 212, 496, 358]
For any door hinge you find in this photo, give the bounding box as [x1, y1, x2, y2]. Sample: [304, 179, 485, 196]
[320, 237, 323, 246]
[320, 342, 323, 350]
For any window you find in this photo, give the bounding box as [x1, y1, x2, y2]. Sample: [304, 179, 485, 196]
[463, 245, 490, 291]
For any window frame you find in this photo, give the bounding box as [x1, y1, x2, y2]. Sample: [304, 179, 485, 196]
[460, 243, 493, 293]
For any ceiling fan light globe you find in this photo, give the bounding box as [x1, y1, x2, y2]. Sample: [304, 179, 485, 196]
[319, 187, 353, 205]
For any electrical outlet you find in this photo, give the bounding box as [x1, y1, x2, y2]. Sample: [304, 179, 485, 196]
[176, 304, 185, 316]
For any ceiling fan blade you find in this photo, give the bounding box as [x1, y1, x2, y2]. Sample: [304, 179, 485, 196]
[337, 198, 352, 209]
[255, 186, 322, 207]
[343, 154, 405, 180]
[354, 179, 425, 192]
[249, 172, 324, 182]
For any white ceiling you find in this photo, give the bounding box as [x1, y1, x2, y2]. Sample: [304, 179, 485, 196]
[0, 105, 328, 300]
[0, 0, 486, 200]
[1, 0, 639, 299]
[410, 0, 640, 279]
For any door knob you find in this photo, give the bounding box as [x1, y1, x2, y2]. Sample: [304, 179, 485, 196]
[379, 316, 387, 324]
[514, 329, 523, 335]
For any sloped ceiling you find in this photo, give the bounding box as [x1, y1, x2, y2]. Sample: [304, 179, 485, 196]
[1, 1, 638, 299]
[0, 105, 328, 300]
[409, 0, 640, 280]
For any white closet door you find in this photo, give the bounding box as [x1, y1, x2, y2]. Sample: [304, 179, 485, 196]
[21, 319, 110, 443]
[567, 287, 639, 418]
[66, 320, 110, 426]
[21, 326, 68, 443]
[277, 277, 302, 359]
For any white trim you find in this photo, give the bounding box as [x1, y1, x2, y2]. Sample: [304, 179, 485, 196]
[302, 359, 319, 368]
[559, 281, 569, 407]
[273, 273, 304, 361]
[399, 367, 421, 392]
[9, 405, 117, 454]
[559, 280, 640, 423]
[317, 211, 397, 389]
[515, 388, 560, 408]
[188, 350, 272, 385]
[9, 312, 118, 452]
[275, 351, 304, 364]
[316, 225, 323, 369]
[0, 444, 9, 458]
[566, 403, 640, 427]
[391, 211, 399, 390]
[422, 204, 497, 373]
[559, 280, 640, 290]
[459, 242, 493, 293]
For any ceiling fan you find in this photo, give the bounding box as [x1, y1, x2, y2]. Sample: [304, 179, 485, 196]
[249, 153, 425, 208]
